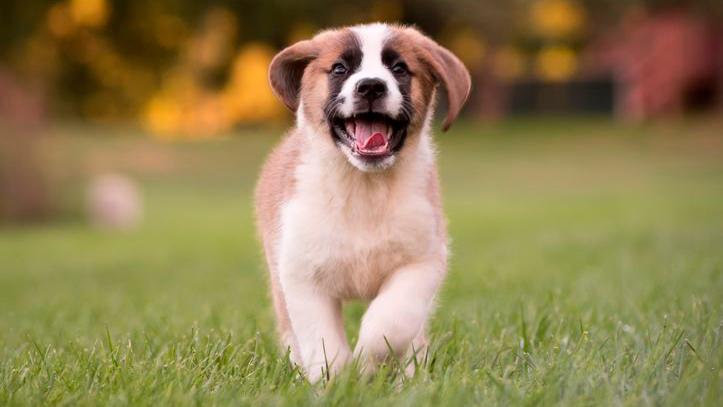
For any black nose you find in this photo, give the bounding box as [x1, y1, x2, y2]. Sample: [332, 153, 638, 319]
[356, 78, 387, 102]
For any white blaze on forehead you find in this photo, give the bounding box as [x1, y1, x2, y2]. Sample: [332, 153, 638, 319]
[338, 23, 404, 118]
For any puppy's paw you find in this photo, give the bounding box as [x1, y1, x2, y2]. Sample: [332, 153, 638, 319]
[355, 313, 420, 362]
[305, 363, 328, 383]
[303, 351, 351, 383]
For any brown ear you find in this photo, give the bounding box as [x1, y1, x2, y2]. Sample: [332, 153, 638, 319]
[268, 40, 318, 111]
[418, 38, 472, 131]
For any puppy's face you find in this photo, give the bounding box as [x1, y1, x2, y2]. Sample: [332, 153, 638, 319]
[269, 24, 471, 171]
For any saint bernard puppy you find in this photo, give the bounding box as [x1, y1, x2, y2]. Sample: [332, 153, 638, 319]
[255, 23, 471, 381]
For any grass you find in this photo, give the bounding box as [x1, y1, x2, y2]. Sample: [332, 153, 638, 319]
[1, 118, 721, 406]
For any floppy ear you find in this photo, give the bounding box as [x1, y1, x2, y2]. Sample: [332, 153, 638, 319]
[268, 40, 318, 111]
[418, 38, 472, 131]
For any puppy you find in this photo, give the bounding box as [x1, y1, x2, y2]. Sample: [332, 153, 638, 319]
[255, 23, 470, 381]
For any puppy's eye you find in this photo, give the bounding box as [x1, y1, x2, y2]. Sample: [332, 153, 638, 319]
[331, 63, 347, 76]
[391, 62, 408, 75]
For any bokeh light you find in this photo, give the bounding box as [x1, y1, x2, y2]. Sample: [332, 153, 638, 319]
[1, 0, 721, 141]
[535, 45, 578, 81]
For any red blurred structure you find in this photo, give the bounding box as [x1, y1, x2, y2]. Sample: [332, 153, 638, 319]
[585, 10, 723, 120]
[0, 68, 50, 222]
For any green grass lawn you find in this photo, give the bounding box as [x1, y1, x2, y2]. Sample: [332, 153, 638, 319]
[1, 118, 722, 406]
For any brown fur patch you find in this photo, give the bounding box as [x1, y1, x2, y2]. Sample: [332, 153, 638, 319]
[299, 29, 358, 138]
[388, 27, 472, 131]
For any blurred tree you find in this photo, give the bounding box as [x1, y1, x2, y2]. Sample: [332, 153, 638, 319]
[0, 0, 720, 135]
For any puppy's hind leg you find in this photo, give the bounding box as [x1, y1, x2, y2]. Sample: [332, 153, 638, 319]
[269, 269, 301, 365]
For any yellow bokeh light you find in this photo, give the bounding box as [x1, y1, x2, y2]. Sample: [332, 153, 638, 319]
[530, 0, 585, 39]
[143, 42, 283, 139]
[447, 30, 485, 71]
[144, 94, 183, 137]
[535, 45, 577, 81]
[494, 46, 527, 80]
[187, 8, 238, 71]
[70, 0, 109, 28]
[140, 6, 289, 139]
[47, 3, 75, 38]
[222, 43, 283, 124]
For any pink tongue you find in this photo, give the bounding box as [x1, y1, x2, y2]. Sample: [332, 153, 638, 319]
[354, 119, 388, 151]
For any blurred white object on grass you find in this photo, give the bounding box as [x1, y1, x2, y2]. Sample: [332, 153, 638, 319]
[86, 173, 142, 229]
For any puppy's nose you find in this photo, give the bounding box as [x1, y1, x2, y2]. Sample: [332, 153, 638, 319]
[356, 78, 387, 102]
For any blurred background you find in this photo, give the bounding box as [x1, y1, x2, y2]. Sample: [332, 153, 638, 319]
[1, 3, 722, 403]
[1, 0, 722, 223]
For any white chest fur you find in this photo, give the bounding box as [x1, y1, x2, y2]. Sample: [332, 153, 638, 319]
[277, 132, 442, 300]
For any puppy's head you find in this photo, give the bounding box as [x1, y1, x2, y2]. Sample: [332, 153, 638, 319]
[269, 23, 471, 172]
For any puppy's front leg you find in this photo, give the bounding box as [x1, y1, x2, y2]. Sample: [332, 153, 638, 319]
[354, 261, 444, 371]
[280, 271, 350, 381]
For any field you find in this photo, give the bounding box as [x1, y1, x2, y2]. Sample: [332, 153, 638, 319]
[1, 118, 722, 406]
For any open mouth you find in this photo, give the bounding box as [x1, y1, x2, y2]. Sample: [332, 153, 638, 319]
[331, 112, 408, 160]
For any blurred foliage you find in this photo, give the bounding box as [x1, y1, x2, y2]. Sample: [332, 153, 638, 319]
[0, 0, 720, 138]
